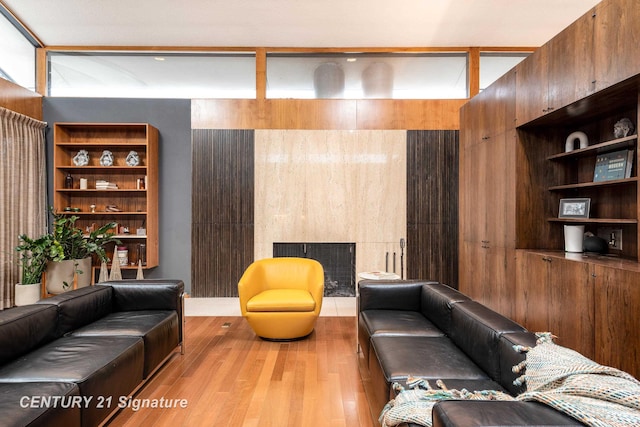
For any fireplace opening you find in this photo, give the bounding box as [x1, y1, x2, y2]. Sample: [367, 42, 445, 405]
[273, 243, 356, 297]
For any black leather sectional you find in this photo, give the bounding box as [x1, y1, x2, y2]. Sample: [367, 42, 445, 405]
[358, 279, 584, 426]
[0, 280, 184, 427]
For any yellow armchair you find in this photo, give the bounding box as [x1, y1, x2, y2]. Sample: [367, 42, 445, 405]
[238, 257, 324, 340]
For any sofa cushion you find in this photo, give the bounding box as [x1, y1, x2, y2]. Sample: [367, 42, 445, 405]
[0, 305, 58, 366]
[432, 400, 585, 427]
[0, 382, 81, 427]
[361, 309, 445, 337]
[0, 336, 143, 427]
[36, 286, 113, 336]
[70, 310, 179, 378]
[247, 289, 315, 312]
[449, 301, 526, 386]
[370, 335, 490, 384]
[420, 283, 471, 335]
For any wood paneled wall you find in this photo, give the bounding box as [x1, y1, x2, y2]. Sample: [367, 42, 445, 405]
[192, 99, 465, 130]
[0, 78, 42, 119]
[407, 130, 459, 288]
[191, 129, 254, 297]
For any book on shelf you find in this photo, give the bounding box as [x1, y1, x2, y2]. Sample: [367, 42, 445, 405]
[593, 149, 634, 182]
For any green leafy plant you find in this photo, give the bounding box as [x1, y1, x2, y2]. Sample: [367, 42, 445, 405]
[49, 209, 120, 263]
[14, 234, 58, 285]
[15, 208, 120, 287]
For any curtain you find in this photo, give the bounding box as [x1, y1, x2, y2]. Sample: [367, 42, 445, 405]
[0, 106, 47, 309]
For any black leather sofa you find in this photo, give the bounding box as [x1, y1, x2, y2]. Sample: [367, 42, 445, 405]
[358, 279, 584, 426]
[0, 279, 184, 427]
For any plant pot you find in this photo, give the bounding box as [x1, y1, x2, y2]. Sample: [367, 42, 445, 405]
[14, 283, 41, 306]
[45, 257, 92, 294]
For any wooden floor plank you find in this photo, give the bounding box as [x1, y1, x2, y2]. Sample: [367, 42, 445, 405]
[107, 316, 376, 427]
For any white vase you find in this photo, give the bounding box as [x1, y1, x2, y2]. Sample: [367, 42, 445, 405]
[46, 257, 93, 294]
[14, 283, 41, 306]
[564, 225, 585, 253]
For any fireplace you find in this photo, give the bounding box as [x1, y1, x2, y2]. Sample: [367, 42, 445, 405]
[273, 243, 356, 296]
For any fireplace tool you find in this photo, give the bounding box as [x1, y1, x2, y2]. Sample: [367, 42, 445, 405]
[400, 238, 405, 279]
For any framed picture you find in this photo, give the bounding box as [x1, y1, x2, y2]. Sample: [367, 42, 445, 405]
[559, 198, 591, 219]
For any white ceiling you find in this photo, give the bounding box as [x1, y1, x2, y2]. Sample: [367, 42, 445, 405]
[3, 0, 601, 48]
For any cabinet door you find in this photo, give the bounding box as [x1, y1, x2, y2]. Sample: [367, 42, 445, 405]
[516, 252, 595, 358]
[515, 46, 549, 126]
[484, 132, 509, 248]
[515, 251, 551, 332]
[547, 257, 595, 359]
[460, 139, 488, 244]
[459, 242, 485, 301]
[594, 265, 640, 378]
[484, 246, 514, 318]
[594, 0, 640, 92]
[547, 8, 596, 111]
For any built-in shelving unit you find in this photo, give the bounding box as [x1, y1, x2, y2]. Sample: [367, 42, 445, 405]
[53, 123, 159, 269]
[460, 0, 640, 379]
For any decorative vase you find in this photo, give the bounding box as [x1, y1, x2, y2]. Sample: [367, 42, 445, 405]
[564, 225, 585, 253]
[45, 257, 92, 294]
[14, 283, 41, 306]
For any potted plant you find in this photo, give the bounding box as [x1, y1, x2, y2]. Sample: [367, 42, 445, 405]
[14, 234, 56, 305]
[45, 210, 119, 294]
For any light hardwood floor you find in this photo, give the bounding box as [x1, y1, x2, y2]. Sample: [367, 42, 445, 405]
[107, 316, 376, 427]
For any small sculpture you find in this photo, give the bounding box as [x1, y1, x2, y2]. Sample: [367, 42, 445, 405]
[100, 150, 114, 166]
[125, 150, 140, 166]
[614, 118, 635, 138]
[73, 149, 90, 166]
[565, 131, 589, 152]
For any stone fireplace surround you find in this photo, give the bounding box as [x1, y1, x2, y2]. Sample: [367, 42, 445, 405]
[254, 130, 407, 280]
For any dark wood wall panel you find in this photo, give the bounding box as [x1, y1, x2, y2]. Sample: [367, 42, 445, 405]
[407, 130, 459, 288]
[192, 129, 254, 297]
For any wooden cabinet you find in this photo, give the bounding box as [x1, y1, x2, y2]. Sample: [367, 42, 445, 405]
[593, 0, 640, 92]
[53, 123, 159, 270]
[546, 9, 597, 115]
[594, 263, 640, 378]
[461, 0, 640, 377]
[516, 7, 597, 125]
[459, 70, 517, 316]
[515, 44, 551, 125]
[515, 251, 595, 359]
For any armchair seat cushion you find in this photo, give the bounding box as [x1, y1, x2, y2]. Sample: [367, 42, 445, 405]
[247, 289, 316, 312]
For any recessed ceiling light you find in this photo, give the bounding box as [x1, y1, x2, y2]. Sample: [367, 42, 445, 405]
[347, 58, 357, 62]
[154, 57, 165, 61]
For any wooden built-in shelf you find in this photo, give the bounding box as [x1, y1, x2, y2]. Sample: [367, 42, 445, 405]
[548, 177, 637, 191]
[547, 217, 638, 224]
[547, 135, 637, 161]
[59, 211, 147, 216]
[56, 189, 147, 193]
[53, 122, 159, 269]
[56, 166, 148, 171]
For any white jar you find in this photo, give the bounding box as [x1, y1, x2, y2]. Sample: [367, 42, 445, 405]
[117, 246, 128, 266]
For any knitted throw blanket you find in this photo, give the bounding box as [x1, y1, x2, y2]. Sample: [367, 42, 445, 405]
[514, 334, 640, 427]
[379, 334, 640, 427]
[379, 378, 514, 427]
